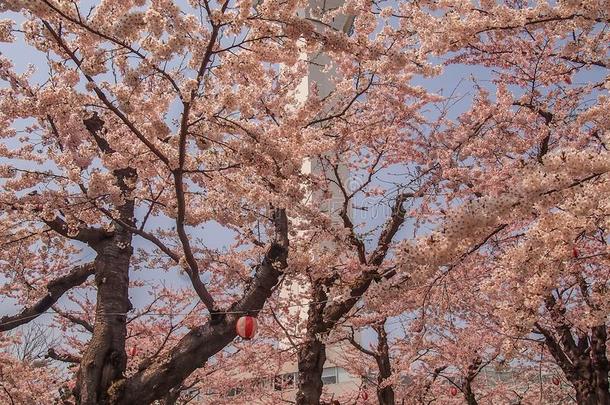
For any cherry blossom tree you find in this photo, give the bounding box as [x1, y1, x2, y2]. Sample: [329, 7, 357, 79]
[368, 1, 609, 404]
[0, 0, 609, 405]
[287, 1, 610, 404]
[0, 326, 62, 404]
[0, 0, 425, 403]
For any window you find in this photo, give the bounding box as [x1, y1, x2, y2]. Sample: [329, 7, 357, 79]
[322, 367, 338, 385]
[227, 387, 243, 397]
[254, 377, 273, 390]
[337, 367, 351, 383]
[283, 372, 297, 389]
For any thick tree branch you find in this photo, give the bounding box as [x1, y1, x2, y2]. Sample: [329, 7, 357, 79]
[331, 163, 367, 264]
[590, 324, 610, 402]
[83, 113, 114, 154]
[109, 209, 289, 405]
[346, 326, 376, 357]
[544, 295, 580, 362]
[0, 262, 95, 331]
[462, 356, 486, 405]
[421, 365, 448, 401]
[533, 321, 575, 376]
[512, 101, 552, 163]
[43, 216, 113, 246]
[369, 192, 411, 267]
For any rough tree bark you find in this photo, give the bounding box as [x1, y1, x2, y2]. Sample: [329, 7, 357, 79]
[74, 165, 136, 405]
[591, 325, 610, 405]
[535, 291, 610, 405]
[462, 357, 481, 405]
[373, 322, 395, 405]
[296, 338, 327, 405]
[296, 283, 329, 405]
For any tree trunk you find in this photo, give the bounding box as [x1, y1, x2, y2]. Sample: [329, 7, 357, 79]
[296, 281, 330, 405]
[463, 381, 478, 405]
[536, 299, 610, 405]
[296, 338, 326, 405]
[376, 377, 395, 405]
[374, 322, 395, 405]
[591, 325, 610, 405]
[75, 230, 133, 404]
[564, 327, 609, 405]
[573, 380, 598, 405]
[549, 348, 610, 405]
[75, 168, 136, 405]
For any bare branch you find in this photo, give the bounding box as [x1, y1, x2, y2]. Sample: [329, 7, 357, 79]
[52, 305, 94, 333]
[47, 347, 81, 364]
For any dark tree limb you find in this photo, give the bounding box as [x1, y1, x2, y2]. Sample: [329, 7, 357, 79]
[43, 216, 113, 245]
[346, 327, 376, 357]
[369, 192, 411, 267]
[544, 295, 579, 363]
[347, 320, 395, 405]
[168, 8, 225, 314]
[372, 321, 395, 405]
[108, 209, 289, 405]
[421, 365, 447, 401]
[463, 356, 484, 405]
[296, 282, 329, 405]
[47, 348, 81, 364]
[52, 305, 94, 333]
[321, 192, 409, 330]
[0, 262, 95, 331]
[330, 162, 367, 264]
[512, 101, 553, 163]
[533, 322, 575, 376]
[590, 324, 610, 404]
[83, 113, 114, 154]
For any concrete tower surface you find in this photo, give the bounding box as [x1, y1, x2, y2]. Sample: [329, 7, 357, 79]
[272, 2, 364, 402]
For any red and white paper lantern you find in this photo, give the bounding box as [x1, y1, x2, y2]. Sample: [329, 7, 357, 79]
[236, 316, 257, 340]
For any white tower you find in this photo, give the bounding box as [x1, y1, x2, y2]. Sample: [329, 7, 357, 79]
[277, 0, 356, 346]
[274, 3, 363, 400]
